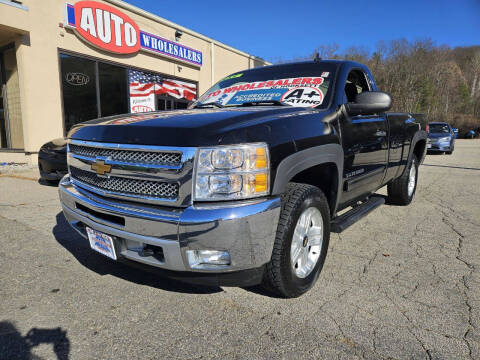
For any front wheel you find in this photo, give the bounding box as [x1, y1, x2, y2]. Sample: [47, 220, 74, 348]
[446, 144, 454, 155]
[263, 183, 330, 298]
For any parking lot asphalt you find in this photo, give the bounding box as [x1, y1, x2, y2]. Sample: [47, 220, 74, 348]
[1, 139, 479, 360]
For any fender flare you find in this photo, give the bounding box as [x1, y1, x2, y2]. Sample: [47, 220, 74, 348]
[271, 143, 344, 213]
[403, 130, 428, 175]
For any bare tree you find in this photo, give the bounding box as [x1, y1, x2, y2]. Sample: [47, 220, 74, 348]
[470, 51, 480, 99]
[270, 39, 480, 135]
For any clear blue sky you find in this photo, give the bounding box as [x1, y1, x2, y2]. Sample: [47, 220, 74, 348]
[125, 0, 480, 62]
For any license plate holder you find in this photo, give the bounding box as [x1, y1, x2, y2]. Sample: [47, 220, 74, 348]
[86, 227, 117, 260]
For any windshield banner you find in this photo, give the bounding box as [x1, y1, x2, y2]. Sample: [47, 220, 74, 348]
[199, 76, 328, 107]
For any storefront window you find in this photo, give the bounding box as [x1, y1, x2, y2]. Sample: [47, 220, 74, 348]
[157, 96, 189, 110]
[99, 63, 128, 117]
[0, 51, 7, 148]
[157, 96, 173, 111]
[60, 53, 198, 133]
[0, 44, 24, 149]
[128, 69, 197, 113]
[128, 70, 157, 112]
[60, 54, 98, 132]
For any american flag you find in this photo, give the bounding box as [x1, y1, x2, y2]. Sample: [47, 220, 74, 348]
[129, 70, 196, 101]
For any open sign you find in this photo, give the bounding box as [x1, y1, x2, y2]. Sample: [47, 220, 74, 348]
[65, 72, 89, 86]
[72, 1, 140, 54]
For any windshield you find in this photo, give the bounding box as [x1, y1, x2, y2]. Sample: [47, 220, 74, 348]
[429, 124, 450, 133]
[192, 63, 337, 109]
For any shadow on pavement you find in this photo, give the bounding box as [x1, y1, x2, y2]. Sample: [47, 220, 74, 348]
[422, 163, 480, 171]
[0, 321, 70, 360]
[52, 212, 222, 295]
[369, 193, 404, 207]
[242, 284, 285, 299]
[38, 179, 59, 187]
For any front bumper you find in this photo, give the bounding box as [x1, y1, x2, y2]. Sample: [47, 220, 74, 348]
[59, 175, 281, 285]
[427, 141, 452, 152]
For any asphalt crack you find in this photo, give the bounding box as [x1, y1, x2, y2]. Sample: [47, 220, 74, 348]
[440, 208, 475, 359]
[457, 235, 475, 360]
[383, 290, 433, 360]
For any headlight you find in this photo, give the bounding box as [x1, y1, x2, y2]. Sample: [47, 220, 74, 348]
[194, 143, 270, 201]
[439, 137, 450, 142]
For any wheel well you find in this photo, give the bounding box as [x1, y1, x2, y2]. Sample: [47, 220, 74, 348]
[290, 163, 338, 217]
[413, 139, 426, 162]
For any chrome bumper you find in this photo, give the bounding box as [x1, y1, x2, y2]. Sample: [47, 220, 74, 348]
[59, 175, 281, 273]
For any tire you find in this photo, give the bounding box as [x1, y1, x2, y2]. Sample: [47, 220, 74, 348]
[263, 183, 330, 298]
[387, 154, 419, 205]
[446, 144, 454, 155]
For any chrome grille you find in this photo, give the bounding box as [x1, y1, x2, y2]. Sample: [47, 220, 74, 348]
[68, 140, 196, 206]
[69, 144, 182, 166]
[70, 167, 179, 199]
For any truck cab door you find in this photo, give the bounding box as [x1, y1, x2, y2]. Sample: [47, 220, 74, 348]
[339, 69, 388, 205]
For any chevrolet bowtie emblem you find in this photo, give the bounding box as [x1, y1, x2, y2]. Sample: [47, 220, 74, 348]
[91, 160, 111, 175]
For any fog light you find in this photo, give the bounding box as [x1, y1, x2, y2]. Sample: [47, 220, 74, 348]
[186, 250, 231, 269]
[60, 174, 72, 186]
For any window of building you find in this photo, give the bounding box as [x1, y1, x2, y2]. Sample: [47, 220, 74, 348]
[60, 53, 198, 134]
[0, 50, 7, 148]
[60, 53, 98, 132]
[99, 62, 128, 117]
[156, 97, 189, 110]
[128, 69, 196, 113]
[1, 43, 24, 149]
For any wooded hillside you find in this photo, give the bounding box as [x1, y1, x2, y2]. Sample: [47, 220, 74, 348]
[275, 39, 480, 136]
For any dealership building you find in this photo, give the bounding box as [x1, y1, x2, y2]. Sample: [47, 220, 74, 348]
[0, 0, 269, 164]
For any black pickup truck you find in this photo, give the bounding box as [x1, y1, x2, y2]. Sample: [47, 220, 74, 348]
[59, 60, 427, 297]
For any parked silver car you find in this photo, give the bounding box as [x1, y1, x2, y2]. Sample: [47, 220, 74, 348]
[427, 122, 455, 155]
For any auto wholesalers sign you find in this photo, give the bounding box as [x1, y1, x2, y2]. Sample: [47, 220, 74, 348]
[67, 1, 140, 54]
[65, 1, 203, 66]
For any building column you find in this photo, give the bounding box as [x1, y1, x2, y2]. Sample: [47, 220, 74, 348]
[210, 42, 215, 86]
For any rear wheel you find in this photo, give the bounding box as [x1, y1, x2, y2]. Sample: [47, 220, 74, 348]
[263, 183, 330, 298]
[387, 155, 419, 205]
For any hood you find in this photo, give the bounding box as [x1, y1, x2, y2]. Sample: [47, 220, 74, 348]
[68, 107, 317, 147]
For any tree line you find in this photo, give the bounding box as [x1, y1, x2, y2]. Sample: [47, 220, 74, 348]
[274, 39, 480, 137]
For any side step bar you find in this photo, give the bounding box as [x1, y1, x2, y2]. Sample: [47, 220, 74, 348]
[330, 196, 385, 233]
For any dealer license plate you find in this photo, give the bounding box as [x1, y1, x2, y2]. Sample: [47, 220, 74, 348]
[427, 143, 432, 148]
[86, 227, 117, 260]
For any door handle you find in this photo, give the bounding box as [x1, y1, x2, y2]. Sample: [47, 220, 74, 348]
[375, 130, 387, 137]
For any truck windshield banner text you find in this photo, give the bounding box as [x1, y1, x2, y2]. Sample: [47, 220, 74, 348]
[198, 76, 329, 108]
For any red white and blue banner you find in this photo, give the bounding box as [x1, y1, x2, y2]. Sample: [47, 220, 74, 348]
[65, 1, 202, 66]
[129, 70, 197, 113]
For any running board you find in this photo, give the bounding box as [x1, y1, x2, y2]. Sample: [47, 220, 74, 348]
[330, 196, 385, 233]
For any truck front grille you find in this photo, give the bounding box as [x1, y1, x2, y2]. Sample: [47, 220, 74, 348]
[67, 140, 196, 206]
[70, 167, 179, 199]
[69, 144, 181, 166]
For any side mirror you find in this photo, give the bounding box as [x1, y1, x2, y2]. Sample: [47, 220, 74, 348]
[346, 91, 392, 116]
